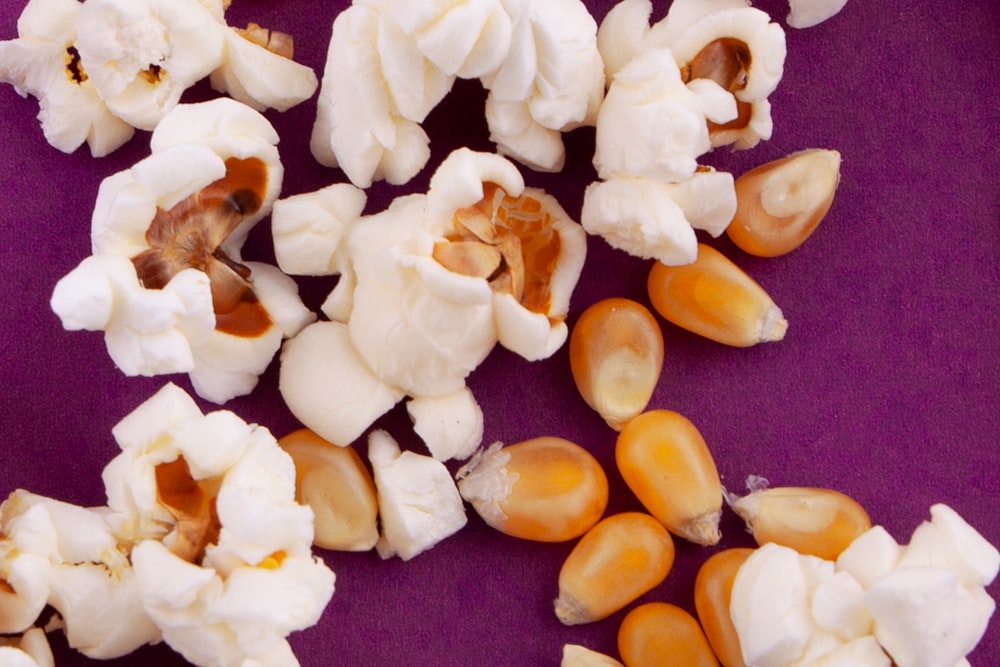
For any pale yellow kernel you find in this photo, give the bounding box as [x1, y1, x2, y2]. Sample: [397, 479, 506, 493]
[694, 548, 754, 667]
[616, 410, 723, 545]
[730, 486, 871, 560]
[617, 602, 720, 667]
[647, 244, 787, 347]
[555, 512, 674, 625]
[569, 298, 664, 431]
[457, 437, 608, 543]
[728, 149, 841, 257]
[278, 428, 379, 552]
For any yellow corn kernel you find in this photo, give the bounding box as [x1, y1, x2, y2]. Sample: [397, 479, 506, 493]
[730, 485, 871, 560]
[694, 548, 754, 667]
[278, 428, 379, 552]
[617, 602, 720, 667]
[616, 410, 723, 545]
[456, 437, 608, 542]
[555, 512, 675, 625]
[727, 149, 841, 257]
[647, 243, 787, 347]
[569, 298, 664, 431]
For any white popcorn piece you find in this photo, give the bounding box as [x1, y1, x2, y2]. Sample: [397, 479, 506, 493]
[271, 184, 368, 276]
[580, 177, 699, 267]
[106, 383, 335, 665]
[561, 643, 625, 666]
[312, 0, 603, 186]
[0, 0, 134, 156]
[836, 525, 903, 590]
[51, 99, 314, 404]
[209, 25, 318, 113]
[897, 503, 1000, 589]
[787, 0, 850, 29]
[75, 0, 227, 131]
[866, 567, 995, 667]
[0, 628, 53, 667]
[278, 149, 586, 458]
[481, 0, 604, 172]
[368, 430, 467, 560]
[0, 493, 161, 659]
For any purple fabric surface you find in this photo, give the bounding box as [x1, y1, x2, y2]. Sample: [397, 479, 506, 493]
[1, 0, 998, 665]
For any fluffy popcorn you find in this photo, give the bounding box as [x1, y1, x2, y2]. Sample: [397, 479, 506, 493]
[310, 0, 603, 187]
[0, 629, 53, 667]
[105, 383, 336, 666]
[50, 99, 315, 404]
[277, 148, 587, 459]
[74, 0, 228, 131]
[0, 492, 161, 659]
[0, 0, 134, 156]
[731, 504, 998, 667]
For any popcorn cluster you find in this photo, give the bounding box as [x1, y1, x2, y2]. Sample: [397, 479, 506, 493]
[0, 0, 317, 156]
[0, 384, 335, 667]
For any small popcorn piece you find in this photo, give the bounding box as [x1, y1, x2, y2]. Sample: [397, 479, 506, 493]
[368, 430, 467, 560]
[209, 22, 319, 113]
[51, 99, 314, 404]
[74, 0, 228, 131]
[787, 0, 850, 29]
[561, 644, 624, 667]
[271, 184, 367, 276]
[0, 0, 134, 156]
[0, 628, 53, 667]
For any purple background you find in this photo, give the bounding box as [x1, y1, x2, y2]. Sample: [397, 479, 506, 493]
[1, 0, 998, 665]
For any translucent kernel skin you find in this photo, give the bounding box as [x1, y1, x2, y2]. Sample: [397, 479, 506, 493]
[617, 602, 720, 667]
[647, 243, 787, 347]
[727, 149, 841, 257]
[555, 512, 675, 625]
[731, 486, 871, 560]
[278, 428, 379, 552]
[462, 437, 610, 543]
[694, 548, 754, 667]
[569, 298, 664, 431]
[616, 410, 723, 545]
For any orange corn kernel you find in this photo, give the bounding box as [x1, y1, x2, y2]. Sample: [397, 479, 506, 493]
[730, 485, 871, 560]
[569, 298, 664, 431]
[555, 512, 675, 625]
[617, 602, 720, 667]
[456, 437, 609, 542]
[694, 548, 755, 667]
[727, 149, 841, 257]
[278, 428, 379, 552]
[616, 410, 723, 545]
[647, 243, 787, 347]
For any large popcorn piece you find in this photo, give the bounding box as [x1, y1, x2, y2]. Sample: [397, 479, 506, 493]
[108, 382, 336, 666]
[582, 0, 787, 266]
[50, 98, 315, 403]
[0, 491, 161, 660]
[277, 148, 587, 460]
[309, 0, 603, 187]
[730, 503, 999, 667]
[0, 0, 316, 155]
[368, 430, 467, 560]
[0, 0, 134, 156]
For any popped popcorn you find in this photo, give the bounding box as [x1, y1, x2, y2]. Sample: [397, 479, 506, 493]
[0, 0, 134, 156]
[276, 148, 587, 460]
[581, 0, 786, 265]
[310, 0, 604, 187]
[50, 98, 315, 404]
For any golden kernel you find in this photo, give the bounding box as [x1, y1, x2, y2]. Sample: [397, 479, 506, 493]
[456, 437, 608, 543]
[616, 410, 723, 545]
[694, 548, 755, 667]
[569, 298, 664, 431]
[730, 485, 871, 560]
[555, 512, 674, 625]
[617, 602, 720, 667]
[647, 244, 786, 347]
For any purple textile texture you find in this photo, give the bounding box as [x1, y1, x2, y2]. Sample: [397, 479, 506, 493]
[1, 0, 998, 665]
